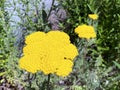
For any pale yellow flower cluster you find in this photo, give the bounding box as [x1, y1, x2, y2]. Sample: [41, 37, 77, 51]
[75, 24, 96, 39]
[19, 31, 78, 77]
[88, 14, 98, 20]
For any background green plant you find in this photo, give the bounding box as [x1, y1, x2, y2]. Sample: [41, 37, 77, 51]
[0, 0, 9, 78]
[97, 0, 120, 64]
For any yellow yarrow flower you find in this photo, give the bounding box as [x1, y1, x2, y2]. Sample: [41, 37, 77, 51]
[88, 14, 98, 20]
[19, 31, 78, 77]
[75, 24, 96, 39]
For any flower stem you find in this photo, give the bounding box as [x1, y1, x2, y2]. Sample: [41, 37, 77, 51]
[82, 39, 88, 73]
[47, 74, 51, 90]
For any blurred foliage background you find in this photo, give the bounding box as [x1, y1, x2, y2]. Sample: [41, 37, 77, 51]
[0, 0, 120, 90]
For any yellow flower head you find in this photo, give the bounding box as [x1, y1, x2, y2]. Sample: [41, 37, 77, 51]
[88, 14, 98, 20]
[19, 31, 78, 77]
[75, 24, 96, 39]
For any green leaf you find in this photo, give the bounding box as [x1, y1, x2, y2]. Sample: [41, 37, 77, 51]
[72, 85, 84, 90]
[95, 55, 103, 66]
[113, 61, 120, 69]
[42, 10, 47, 23]
[0, 72, 6, 77]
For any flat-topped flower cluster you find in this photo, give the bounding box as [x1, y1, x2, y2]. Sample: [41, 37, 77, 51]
[19, 31, 78, 77]
[75, 24, 96, 40]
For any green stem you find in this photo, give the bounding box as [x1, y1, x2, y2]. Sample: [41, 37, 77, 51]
[47, 74, 51, 90]
[82, 39, 88, 72]
[84, 40, 88, 60]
